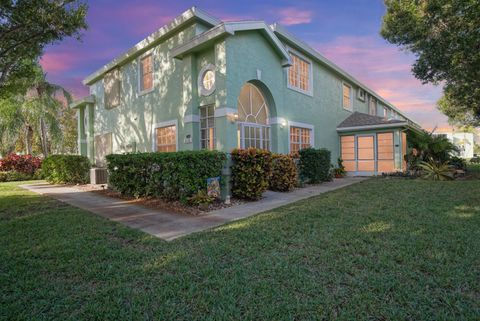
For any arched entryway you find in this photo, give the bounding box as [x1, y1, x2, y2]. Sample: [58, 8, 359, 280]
[237, 82, 271, 150]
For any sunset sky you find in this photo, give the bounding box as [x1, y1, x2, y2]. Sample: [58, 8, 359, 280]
[40, 0, 449, 130]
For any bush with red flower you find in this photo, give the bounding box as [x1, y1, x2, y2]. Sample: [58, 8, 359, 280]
[0, 153, 42, 182]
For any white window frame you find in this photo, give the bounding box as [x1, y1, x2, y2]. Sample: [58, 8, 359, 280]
[369, 96, 377, 116]
[138, 51, 155, 96]
[151, 119, 178, 152]
[198, 63, 216, 96]
[357, 88, 366, 101]
[200, 104, 216, 150]
[342, 82, 353, 111]
[288, 121, 315, 153]
[286, 46, 313, 96]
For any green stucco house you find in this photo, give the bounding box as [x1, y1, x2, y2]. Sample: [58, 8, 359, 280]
[71, 7, 421, 176]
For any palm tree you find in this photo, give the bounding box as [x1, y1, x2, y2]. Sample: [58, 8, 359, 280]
[407, 129, 459, 163]
[22, 72, 72, 157]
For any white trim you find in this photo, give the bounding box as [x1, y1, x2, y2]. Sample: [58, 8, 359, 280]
[152, 119, 179, 152]
[336, 122, 408, 132]
[342, 81, 353, 111]
[269, 117, 286, 125]
[288, 121, 315, 153]
[172, 21, 292, 67]
[357, 88, 366, 102]
[286, 46, 313, 97]
[214, 107, 237, 118]
[198, 63, 216, 96]
[70, 95, 95, 109]
[184, 114, 200, 123]
[137, 51, 155, 96]
[83, 7, 220, 85]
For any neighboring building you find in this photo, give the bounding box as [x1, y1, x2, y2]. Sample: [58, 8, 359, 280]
[71, 7, 421, 176]
[434, 130, 475, 159]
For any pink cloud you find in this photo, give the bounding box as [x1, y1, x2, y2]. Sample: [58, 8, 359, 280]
[276, 7, 313, 26]
[314, 36, 449, 128]
[40, 52, 77, 74]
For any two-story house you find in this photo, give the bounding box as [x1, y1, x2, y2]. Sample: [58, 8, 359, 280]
[71, 7, 421, 175]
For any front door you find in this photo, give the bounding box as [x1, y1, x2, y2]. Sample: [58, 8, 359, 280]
[356, 135, 375, 173]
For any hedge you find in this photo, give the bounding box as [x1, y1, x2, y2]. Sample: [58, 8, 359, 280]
[42, 155, 91, 184]
[0, 153, 41, 175]
[269, 154, 297, 192]
[298, 148, 331, 183]
[106, 151, 226, 200]
[231, 148, 273, 200]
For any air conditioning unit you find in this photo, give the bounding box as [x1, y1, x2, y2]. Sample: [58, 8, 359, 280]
[90, 167, 108, 185]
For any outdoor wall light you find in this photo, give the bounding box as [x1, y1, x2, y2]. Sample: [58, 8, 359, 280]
[227, 113, 238, 123]
[280, 119, 287, 128]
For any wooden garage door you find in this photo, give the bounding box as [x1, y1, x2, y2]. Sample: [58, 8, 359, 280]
[341, 136, 355, 172]
[377, 132, 394, 173]
[357, 136, 375, 172]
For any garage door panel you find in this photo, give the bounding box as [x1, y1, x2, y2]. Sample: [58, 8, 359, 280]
[378, 160, 395, 173]
[358, 148, 374, 160]
[344, 160, 356, 172]
[358, 161, 375, 171]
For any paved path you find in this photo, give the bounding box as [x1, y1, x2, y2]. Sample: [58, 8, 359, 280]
[21, 177, 366, 241]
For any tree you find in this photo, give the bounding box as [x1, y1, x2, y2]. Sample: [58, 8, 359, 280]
[0, 0, 88, 92]
[381, 0, 480, 126]
[0, 66, 76, 157]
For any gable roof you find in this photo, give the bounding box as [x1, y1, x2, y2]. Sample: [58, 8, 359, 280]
[83, 7, 220, 85]
[171, 21, 292, 67]
[337, 112, 408, 131]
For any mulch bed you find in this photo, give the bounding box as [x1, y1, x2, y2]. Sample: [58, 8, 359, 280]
[74, 184, 243, 216]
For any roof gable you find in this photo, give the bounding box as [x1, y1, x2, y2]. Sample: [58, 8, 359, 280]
[171, 21, 292, 67]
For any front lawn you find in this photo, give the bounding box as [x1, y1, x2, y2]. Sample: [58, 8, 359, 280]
[1, 178, 479, 320]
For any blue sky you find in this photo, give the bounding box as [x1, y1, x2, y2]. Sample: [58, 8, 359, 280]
[41, 0, 449, 129]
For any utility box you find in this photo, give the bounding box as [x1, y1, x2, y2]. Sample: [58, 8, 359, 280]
[90, 168, 108, 185]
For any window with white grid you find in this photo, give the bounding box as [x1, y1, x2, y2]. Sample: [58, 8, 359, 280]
[290, 126, 312, 153]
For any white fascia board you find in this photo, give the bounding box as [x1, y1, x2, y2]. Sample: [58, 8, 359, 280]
[336, 122, 408, 132]
[69, 95, 95, 109]
[83, 7, 221, 86]
[270, 23, 420, 128]
[172, 21, 292, 67]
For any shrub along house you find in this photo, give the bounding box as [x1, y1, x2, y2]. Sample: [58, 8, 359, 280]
[70, 7, 421, 177]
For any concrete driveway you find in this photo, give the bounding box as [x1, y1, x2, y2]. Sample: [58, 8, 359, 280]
[21, 177, 366, 241]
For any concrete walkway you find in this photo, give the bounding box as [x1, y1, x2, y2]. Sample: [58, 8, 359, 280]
[21, 177, 366, 241]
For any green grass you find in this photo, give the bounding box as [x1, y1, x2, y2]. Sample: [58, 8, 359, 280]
[1, 178, 479, 320]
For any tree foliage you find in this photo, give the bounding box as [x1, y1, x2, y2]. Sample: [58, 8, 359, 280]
[0, 0, 88, 91]
[381, 0, 480, 126]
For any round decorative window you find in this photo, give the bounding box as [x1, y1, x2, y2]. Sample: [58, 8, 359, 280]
[198, 64, 216, 96]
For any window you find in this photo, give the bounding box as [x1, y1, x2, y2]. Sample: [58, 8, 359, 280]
[202, 71, 215, 91]
[198, 64, 216, 96]
[290, 126, 311, 153]
[342, 83, 352, 110]
[237, 83, 270, 150]
[104, 68, 121, 109]
[357, 88, 365, 101]
[156, 125, 176, 152]
[382, 107, 388, 118]
[200, 105, 215, 150]
[369, 96, 376, 115]
[140, 54, 153, 92]
[288, 51, 311, 93]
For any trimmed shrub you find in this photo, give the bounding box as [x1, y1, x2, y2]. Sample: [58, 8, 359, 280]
[106, 151, 226, 201]
[0, 171, 35, 182]
[231, 148, 273, 200]
[0, 153, 41, 175]
[42, 155, 90, 184]
[449, 156, 466, 170]
[298, 148, 331, 183]
[269, 154, 297, 192]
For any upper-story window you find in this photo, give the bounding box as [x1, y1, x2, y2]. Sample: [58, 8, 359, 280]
[369, 96, 377, 115]
[382, 107, 388, 118]
[342, 83, 353, 111]
[198, 64, 216, 96]
[357, 88, 366, 101]
[104, 68, 121, 109]
[287, 50, 312, 95]
[139, 54, 153, 93]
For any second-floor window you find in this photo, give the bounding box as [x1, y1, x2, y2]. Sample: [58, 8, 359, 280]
[288, 52, 311, 94]
[369, 96, 376, 115]
[140, 54, 153, 92]
[342, 83, 352, 110]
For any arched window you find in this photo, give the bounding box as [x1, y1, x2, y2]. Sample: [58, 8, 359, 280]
[237, 83, 270, 150]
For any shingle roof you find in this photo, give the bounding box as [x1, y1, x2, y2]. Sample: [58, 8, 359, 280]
[337, 112, 406, 129]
